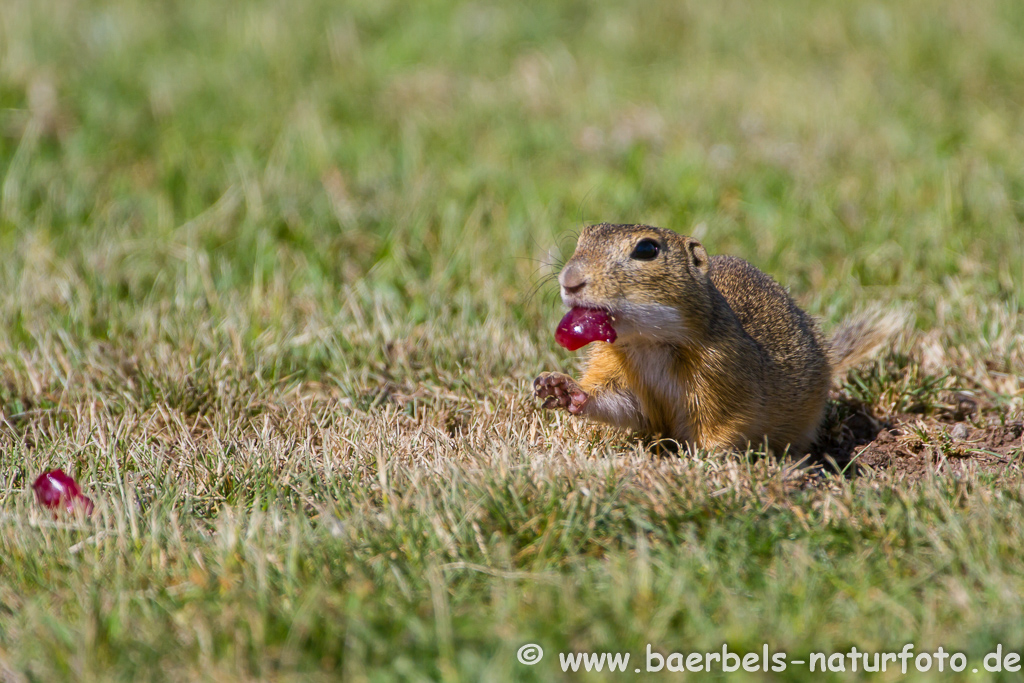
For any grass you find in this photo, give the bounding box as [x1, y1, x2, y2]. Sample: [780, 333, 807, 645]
[1, 0, 1023, 680]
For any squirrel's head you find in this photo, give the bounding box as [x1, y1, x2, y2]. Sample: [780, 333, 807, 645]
[558, 224, 712, 345]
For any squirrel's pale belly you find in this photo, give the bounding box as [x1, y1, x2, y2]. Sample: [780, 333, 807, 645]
[626, 343, 694, 439]
[581, 342, 700, 444]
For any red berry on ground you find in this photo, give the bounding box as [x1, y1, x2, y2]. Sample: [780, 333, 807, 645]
[32, 469, 95, 515]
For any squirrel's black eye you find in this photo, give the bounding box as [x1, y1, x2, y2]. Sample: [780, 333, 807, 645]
[630, 238, 660, 261]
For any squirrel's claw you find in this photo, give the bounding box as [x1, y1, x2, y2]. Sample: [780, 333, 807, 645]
[534, 372, 589, 414]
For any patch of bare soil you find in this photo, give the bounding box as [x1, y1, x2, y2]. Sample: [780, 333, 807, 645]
[853, 420, 1024, 478]
[813, 395, 1024, 478]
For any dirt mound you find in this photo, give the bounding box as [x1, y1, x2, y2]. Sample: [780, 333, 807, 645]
[813, 395, 1023, 478]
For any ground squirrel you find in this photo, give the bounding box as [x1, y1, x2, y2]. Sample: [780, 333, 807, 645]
[534, 223, 902, 453]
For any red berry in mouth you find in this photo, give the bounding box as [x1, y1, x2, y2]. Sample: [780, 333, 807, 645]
[32, 469, 94, 515]
[555, 307, 617, 351]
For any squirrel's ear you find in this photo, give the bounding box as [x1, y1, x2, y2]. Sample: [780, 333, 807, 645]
[686, 238, 709, 273]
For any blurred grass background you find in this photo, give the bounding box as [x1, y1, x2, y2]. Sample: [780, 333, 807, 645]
[1, 0, 1023, 680]
[3, 0, 1022, 336]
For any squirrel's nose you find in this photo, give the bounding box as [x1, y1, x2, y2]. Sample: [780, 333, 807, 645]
[559, 264, 587, 294]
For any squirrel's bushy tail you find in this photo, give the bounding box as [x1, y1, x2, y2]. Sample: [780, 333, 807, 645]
[828, 307, 910, 376]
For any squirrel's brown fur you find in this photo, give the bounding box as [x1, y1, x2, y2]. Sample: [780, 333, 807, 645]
[534, 223, 903, 453]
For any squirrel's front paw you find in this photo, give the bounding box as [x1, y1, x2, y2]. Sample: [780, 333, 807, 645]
[533, 372, 589, 415]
